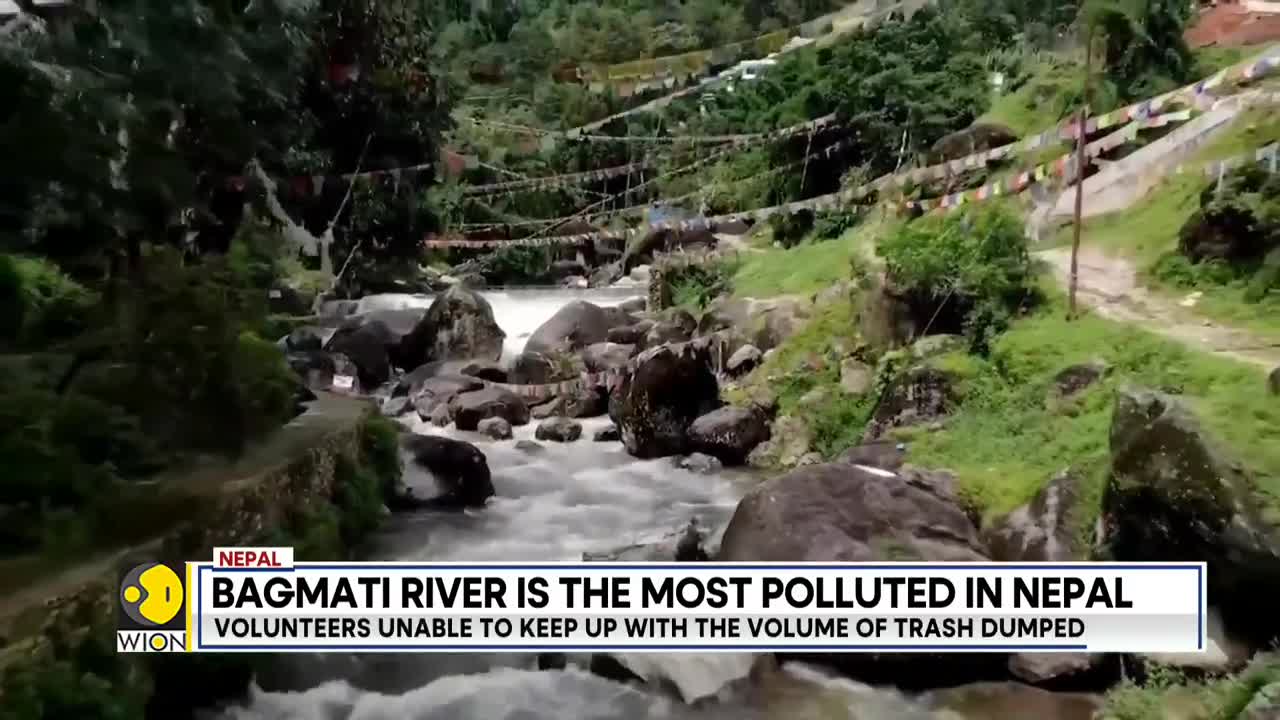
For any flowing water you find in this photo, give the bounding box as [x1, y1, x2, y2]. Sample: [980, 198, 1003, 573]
[218, 288, 957, 720]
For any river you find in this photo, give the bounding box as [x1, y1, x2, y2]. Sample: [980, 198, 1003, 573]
[215, 288, 963, 720]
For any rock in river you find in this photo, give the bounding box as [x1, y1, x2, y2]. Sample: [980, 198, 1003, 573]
[397, 286, 505, 369]
[450, 387, 531, 431]
[399, 434, 494, 509]
[608, 342, 720, 458]
[535, 417, 583, 442]
[687, 405, 771, 466]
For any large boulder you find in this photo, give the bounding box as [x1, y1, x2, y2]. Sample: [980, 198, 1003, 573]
[397, 286, 505, 369]
[399, 434, 494, 509]
[608, 343, 721, 458]
[535, 416, 583, 442]
[581, 342, 636, 374]
[411, 375, 485, 420]
[524, 300, 623, 356]
[285, 326, 333, 353]
[509, 351, 572, 386]
[1104, 386, 1280, 642]
[726, 345, 762, 376]
[324, 321, 395, 387]
[450, 387, 531, 431]
[719, 461, 1003, 686]
[859, 278, 918, 350]
[984, 470, 1087, 562]
[922, 682, 1102, 719]
[720, 462, 986, 562]
[477, 417, 513, 440]
[687, 406, 771, 466]
[608, 320, 655, 346]
[643, 321, 691, 347]
[393, 359, 507, 397]
[698, 296, 809, 352]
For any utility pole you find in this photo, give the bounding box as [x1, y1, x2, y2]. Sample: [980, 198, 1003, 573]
[1068, 25, 1093, 321]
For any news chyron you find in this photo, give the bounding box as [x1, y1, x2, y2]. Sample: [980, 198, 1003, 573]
[117, 562, 188, 653]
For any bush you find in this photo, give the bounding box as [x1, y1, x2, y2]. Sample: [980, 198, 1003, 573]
[812, 210, 860, 241]
[767, 210, 815, 249]
[667, 259, 736, 310]
[879, 205, 1037, 353]
[360, 414, 403, 498]
[0, 254, 97, 349]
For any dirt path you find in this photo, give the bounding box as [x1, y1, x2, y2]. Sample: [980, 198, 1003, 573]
[1037, 246, 1280, 369]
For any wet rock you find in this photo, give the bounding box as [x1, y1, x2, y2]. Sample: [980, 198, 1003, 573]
[582, 342, 635, 374]
[399, 435, 494, 509]
[835, 440, 906, 471]
[380, 396, 411, 418]
[535, 416, 582, 442]
[644, 321, 691, 347]
[1104, 386, 1280, 642]
[450, 387, 531, 431]
[922, 682, 1102, 720]
[840, 358, 874, 395]
[1007, 653, 1108, 688]
[525, 300, 625, 356]
[619, 297, 647, 314]
[608, 320, 655, 346]
[628, 265, 652, 283]
[429, 403, 451, 427]
[593, 424, 621, 442]
[606, 653, 758, 705]
[1050, 360, 1111, 401]
[561, 275, 589, 289]
[397, 286, 505, 369]
[864, 367, 955, 440]
[477, 417, 513, 440]
[550, 259, 588, 280]
[608, 343, 721, 458]
[688, 406, 770, 466]
[530, 398, 561, 420]
[589, 261, 624, 288]
[984, 470, 1086, 562]
[675, 452, 722, 474]
[514, 439, 545, 454]
[411, 375, 484, 419]
[325, 321, 395, 387]
[584, 519, 710, 562]
[510, 351, 570, 386]
[393, 359, 507, 397]
[726, 345, 762, 376]
[563, 386, 608, 418]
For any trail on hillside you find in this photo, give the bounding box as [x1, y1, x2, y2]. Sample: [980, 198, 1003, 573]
[1036, 246, 1280, 369]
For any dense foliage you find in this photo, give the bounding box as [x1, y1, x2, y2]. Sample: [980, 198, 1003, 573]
[879, 204, 1037, 352]
[0, 0, 452, 557]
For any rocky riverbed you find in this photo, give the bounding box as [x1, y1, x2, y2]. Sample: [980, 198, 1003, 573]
[236, 275, 1280, 720]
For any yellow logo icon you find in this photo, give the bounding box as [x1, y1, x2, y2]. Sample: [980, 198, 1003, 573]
[120, 563, 184, 627]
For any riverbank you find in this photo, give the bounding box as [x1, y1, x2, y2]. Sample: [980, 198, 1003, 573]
[0, 392, 402, 718]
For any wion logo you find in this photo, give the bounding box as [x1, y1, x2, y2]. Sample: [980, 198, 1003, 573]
[116, 562, 188, 653]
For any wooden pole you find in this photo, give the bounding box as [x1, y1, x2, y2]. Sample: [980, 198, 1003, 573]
[1068, 25, 1092, 320]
